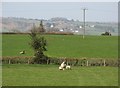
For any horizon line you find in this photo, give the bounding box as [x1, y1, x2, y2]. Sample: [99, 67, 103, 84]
[2, 16, 118, 23]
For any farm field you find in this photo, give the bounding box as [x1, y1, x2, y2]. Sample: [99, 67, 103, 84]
[2, 34, 118, 86]
[2, 34, 118, 59]
[2, 64, 118, 86]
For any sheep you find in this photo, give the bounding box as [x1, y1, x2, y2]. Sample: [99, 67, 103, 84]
[59, 61, 66, 70]
[19, 50, 25, 54]
[59, 61, 72, 70]
[60, 61, 66, 68]
[59, 65, 71, 70]
[66, 65, 71, 70]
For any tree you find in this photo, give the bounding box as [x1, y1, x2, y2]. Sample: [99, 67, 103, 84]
[29, 21, 48, 64]
[37, 20, 45, 33]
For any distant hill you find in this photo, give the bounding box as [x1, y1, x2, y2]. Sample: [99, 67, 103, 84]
[1, 17, 118, 35]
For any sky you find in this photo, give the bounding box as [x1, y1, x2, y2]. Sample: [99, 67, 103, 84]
[2, 2, 118, 22]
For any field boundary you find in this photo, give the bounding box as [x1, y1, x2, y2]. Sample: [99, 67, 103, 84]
[1, 56, 119, 67]
[1, 32, 74, 35]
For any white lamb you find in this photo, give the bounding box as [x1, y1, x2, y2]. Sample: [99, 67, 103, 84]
[66, 65, 71, 70]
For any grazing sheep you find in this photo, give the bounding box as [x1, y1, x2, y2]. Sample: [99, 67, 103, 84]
[19, 50, 25, 54]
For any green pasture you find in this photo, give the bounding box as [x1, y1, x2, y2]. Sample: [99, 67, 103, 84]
[2, 64, 118, 86]
[2, 34, 118, 58]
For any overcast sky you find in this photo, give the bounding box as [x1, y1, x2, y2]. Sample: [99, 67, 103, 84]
[2, 2, 118, 22]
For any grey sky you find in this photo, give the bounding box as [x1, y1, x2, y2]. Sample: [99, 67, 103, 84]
[2, 2, 118, 22]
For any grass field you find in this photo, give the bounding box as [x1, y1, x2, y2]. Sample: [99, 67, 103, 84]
[2, 34, 118, 59]
[2, 64, 118, 86]
[2, 34, 118, 86]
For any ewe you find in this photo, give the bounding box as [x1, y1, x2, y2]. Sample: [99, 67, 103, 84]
[60, 61, 66, 68]
[59, 61, 66, 70]
[19, 50, 25, 54]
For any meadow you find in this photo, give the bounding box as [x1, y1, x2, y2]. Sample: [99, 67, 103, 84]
[2, 34, 118, 59]
[2, 34, 118, 86]
[2, 64, 118, 86]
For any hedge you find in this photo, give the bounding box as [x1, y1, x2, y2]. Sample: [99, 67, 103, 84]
[1, 56, 119, 67]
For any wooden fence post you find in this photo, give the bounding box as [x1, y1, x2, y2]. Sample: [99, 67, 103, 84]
[28, 59, 30, 64]
[9, 59, 11, 64]
[87, 60, 89, 66]
[104, 59, 106, 66]
[47, 59, 50, 64]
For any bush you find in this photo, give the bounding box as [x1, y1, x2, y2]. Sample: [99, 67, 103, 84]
[33, 55, 48, 64]
[2, 56, 32, 64]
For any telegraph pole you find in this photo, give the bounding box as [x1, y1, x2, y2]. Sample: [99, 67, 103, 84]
[82, 8, 87, 39]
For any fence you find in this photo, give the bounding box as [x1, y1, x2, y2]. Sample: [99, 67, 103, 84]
[1, 56, 120, 67]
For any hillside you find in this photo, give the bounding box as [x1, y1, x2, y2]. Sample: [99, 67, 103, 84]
[1, 17, 118, 35]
